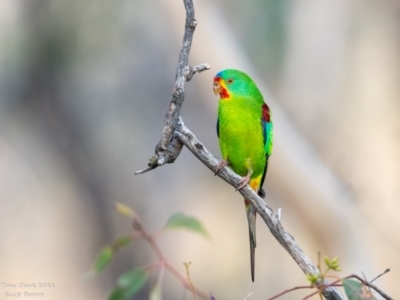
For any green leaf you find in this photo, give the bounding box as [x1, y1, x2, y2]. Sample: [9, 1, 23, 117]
[164, 213, 208, 238]
[342, 279, 376, 300]
[107, 269, 148, 300]
[150, 269, 163, 300]
[94, 246, 113, 275]
[108, 288, 125, 300]
[113, 236, 132, 250]
[117, 268, 148, 298]
[149, 279, 162, 300]
[324, 256, 341, 271]
[306, 273, 319, 285]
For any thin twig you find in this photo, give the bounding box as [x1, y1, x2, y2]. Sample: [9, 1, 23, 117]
[129, 206, 209, 298]
[150, 228, 166, 240]
[134, 165, 157, 175]
[302, 274, 393, 300]
[187, 63, 211, 81]
[184, 262, 197, 300]
[143, 262, 162, 272]
[348, 274, 392, 300]
[370, 268, 390, 283]
[317, 252, 323, 300]
[140, 224, 209, 300]
[267, 285, 314, 300]
[267, 284, 343, 300]
[164, 260, 209, 300]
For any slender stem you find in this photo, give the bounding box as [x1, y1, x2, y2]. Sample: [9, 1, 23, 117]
[139, 224, 209, 300]
[184, 262, 197, 300]
[267, 285, 314, 300]
[370, 268, 390, 283]
[164, 261, 209, 299]
[151, 228, 166, 240]
[347, 274, 393, 300]
[302, 274, 393, 300]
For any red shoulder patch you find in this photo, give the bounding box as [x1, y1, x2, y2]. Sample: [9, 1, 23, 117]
[262, 103, 271, 122]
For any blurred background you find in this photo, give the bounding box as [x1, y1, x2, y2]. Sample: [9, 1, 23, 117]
[0, 0, 399, 299]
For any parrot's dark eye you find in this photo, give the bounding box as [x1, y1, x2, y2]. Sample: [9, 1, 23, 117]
[227, 78, 234, 84]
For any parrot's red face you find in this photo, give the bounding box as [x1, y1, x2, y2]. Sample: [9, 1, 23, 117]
[213, 76, 230, 99]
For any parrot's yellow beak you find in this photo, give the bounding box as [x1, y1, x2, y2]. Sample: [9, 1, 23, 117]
[213, 81, 221, 95]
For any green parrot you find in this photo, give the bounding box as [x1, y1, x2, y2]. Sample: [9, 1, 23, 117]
[213, 69, 273, 282]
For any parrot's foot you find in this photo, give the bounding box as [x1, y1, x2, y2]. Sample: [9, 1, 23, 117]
[215, 160, 229, 175]
[236, 170, 253, 191]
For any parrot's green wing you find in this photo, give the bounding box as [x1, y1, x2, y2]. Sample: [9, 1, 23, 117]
[259, 103, 273, 197]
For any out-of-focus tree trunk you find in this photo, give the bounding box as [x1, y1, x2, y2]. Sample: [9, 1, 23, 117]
[280, 0, 352, 149]
[281, 0, 400, 293]
[331, 0, 400, 291]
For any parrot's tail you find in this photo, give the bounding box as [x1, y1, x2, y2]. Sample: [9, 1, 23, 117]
[245, 199, 257, 282]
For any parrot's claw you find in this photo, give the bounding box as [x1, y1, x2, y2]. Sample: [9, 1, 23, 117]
[236, 171, 253, 191]
[215, 160, 229, 175]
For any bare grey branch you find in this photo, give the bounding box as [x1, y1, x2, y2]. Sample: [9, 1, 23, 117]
[187, 63, 211, 81]
[136, 1, 345, 299]
[134, 165, 157, 175]
[135, 0, 204, 174]
[276, 208, 282, 222]
[174, 118, 344, 300]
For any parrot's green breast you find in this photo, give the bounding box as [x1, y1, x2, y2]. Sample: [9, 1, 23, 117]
[218, 96, 266, 178]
